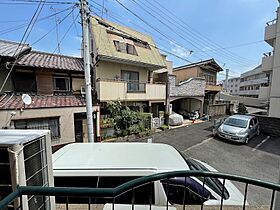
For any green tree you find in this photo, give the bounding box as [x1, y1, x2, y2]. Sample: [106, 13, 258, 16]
[237, 103, 248, 115]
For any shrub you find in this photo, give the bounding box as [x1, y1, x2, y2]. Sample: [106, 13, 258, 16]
[237, 103, 248, 115]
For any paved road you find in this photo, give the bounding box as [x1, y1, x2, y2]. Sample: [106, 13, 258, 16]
[136, 121, 280, 205]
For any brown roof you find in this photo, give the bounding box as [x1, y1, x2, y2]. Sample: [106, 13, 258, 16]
[173, 59, 223, 72]
[0, 39, 31, 59]
[0, 94, 86, 110]
[16, 51, 84, 72]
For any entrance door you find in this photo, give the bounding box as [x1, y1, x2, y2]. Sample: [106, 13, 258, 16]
[74, 116, 83, 143]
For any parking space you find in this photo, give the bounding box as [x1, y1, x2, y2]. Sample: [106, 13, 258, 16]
[135, 121, 280, 205]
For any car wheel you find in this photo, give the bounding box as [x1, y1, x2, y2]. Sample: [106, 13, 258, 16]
[244, 137, 249, 144]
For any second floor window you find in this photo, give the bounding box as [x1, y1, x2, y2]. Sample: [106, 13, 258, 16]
[13, 71, 36, 93]
[54, 77, 70, 92]
[114, 40, 138, 56]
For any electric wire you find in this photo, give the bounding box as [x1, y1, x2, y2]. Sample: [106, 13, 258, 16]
[0, 0, 46, 93]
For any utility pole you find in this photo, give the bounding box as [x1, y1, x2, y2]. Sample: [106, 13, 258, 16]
[80, 0, 94, 143]
[225, 69, 229, 93]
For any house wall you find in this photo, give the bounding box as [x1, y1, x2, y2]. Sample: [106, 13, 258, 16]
[172, 67, 199, 83]
[72, 78, 85, 93]
[96, 61, 149, 82]
[36, 72, 53, 95]
[0, 106, 99, 145]
[0, 65, 13, 93]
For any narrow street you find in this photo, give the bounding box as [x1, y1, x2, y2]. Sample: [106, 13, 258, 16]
[135, 121, 280, 205]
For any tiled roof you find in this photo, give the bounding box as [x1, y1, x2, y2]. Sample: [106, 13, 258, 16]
[0, 94, 86, 110]
[0, 39, 31, 58]
[173, 59, 223, 72]
[16, 51, 84, 72]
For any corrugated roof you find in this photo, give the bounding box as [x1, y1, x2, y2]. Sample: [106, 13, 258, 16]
[90, 16, 165, 70]
[0, 94, 86, 110]
[0, 39, 31, 59]
[16, 51, 84, 72]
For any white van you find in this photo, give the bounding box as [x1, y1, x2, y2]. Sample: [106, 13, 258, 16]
[52, 143, 245, 207]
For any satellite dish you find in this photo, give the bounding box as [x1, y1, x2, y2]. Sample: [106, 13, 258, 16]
[22, 94, 32, 105]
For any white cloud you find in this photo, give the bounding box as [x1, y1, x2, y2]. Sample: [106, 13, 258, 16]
[169, 41, 192, 59]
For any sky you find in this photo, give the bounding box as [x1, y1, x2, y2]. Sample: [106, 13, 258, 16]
[0, 0, 278, 80]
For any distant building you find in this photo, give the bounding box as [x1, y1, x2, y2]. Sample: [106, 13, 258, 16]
[223, 77, 240, 95]
[261, 4, 280, 117]
[239, 65, 269, 98]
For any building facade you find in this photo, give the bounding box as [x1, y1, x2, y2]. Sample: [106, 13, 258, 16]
[261, 4, 280, 117]
[90, 16, 167, 117]
[239, 65, 269, 98]
[0, 40, 100, 145]
[172, 59, 223, 115]
[223, 77, 240, 95]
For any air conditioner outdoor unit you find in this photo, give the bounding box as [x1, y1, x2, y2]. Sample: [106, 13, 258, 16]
[81, 86, 86, 95]
[0, 130, 55, 210]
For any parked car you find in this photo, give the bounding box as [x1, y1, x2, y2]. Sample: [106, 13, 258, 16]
[215, 115, 260, 144]
[53, 143, 245, 207]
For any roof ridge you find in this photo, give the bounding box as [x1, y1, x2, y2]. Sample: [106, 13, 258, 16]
[31, 50, 82, 59]
[0, 39, 29, 46]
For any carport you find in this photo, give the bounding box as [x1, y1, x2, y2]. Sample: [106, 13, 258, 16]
[170, 97, 204, 118]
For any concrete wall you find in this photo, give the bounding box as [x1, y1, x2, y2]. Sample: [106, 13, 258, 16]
[251, 113, 280, 136]
[96, 61, 149, 82]
[208, 104, 226, 117]
[0, 106, 99, 145]
[169, 75, 205, 97]
[220, 93, 268, 108]
[0, 65, 13, 94]
[172, 67, 199, 83]
[180, 98, 201, 112]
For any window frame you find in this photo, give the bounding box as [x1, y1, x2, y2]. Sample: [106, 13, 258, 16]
[53, 76, 70, 92]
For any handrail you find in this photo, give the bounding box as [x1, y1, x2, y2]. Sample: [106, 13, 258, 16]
[1, 170, 280, 209]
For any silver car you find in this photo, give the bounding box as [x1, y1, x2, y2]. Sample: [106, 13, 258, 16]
[216, 115, 260, 144]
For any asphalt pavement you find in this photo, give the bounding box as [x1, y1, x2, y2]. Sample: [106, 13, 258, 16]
[135, 121, 280, 206]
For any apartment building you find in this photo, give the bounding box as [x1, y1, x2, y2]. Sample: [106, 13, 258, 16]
[90, 16, 167, 116]
[172, 59, 223, 114]
[0, 40, 100, 145]
[223, 77, 240, 95]
[261, 4, 280, 117]
[239, 65, 269, 98]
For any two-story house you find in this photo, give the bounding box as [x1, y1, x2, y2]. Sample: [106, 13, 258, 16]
[173, 59, 223, 114]
[89, 16, 167, 117]
[0, 40, 100, 146]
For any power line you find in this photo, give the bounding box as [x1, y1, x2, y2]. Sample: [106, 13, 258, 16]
[112, 0, 256, 69]
[0, 0, 46, 93]
[141, 0, 258, 65]
[3, 0, 76, 4]
[0, 5, 75, 35]
[31, 5, 77, 45]
[52, 12, 79, 54]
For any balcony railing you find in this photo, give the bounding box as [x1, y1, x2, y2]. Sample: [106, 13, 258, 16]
[265, 20, 277, 47]
[1, 170, 279, 210]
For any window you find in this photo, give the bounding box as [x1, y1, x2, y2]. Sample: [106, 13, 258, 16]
[121, 70, 145, 92]
[53, 77, 70, 92]
[55, 176, 155, 204]
[14, 118, 60, 141]
[13, 71, 36, 93]
[114, 40, 138, 55]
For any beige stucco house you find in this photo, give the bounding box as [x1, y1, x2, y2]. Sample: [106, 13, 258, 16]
[89, 16, 167, 116]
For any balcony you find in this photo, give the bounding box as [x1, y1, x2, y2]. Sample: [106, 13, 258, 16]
[205, 82, 222, 92]
[264, 19, 277, 47]
[1, 170, 279, 210]
[96, 79, 166, 102]
[262, 52, 274, 72]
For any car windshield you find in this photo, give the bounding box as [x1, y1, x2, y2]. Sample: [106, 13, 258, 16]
[180, 153, 230, 200]
[223, 117, 248, 128]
